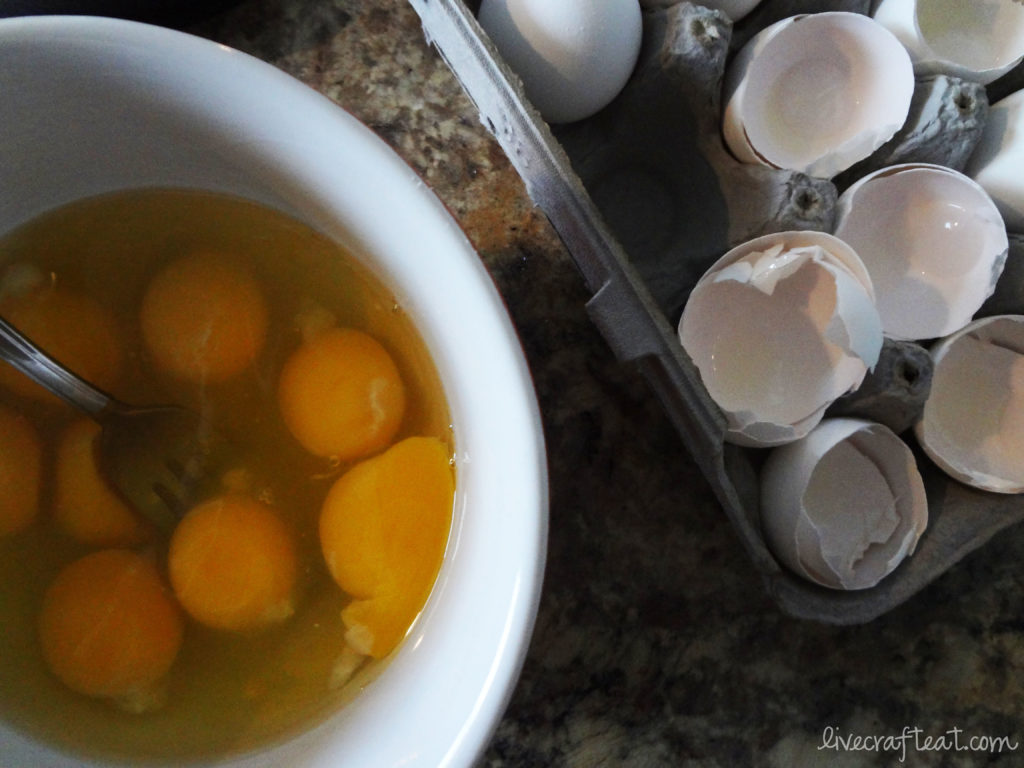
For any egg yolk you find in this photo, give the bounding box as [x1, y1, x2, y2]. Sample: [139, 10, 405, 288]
[52, 419, 149, 547]
[278, 327, 406, 460]
[168, 493, 297, 632]
[0, 283, 123, 405]
[0, 404, 42, 536]
[38, 549, 183, 703]
[319, 436, 453, 659]
[139, 252, 268, 383]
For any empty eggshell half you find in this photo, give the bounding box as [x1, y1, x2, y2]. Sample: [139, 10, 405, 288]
[915, 315, 1024, 493]
[873, 0, 1024, 85]
[679, 231, 883, 447]
[761, 417, 928, 590]
[722, 12, 914, 179]
[967, 89, 1024, 234]
[834, 163, 1008, 341]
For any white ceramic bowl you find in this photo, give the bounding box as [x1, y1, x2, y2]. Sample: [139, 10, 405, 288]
[0, 15, 547, 768]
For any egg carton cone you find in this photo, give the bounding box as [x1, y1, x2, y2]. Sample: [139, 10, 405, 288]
[408, 0, 1024, 624]
[555, 3, 837, 319]
[827, 337, 934, 434]
[833, 74, 990, 192]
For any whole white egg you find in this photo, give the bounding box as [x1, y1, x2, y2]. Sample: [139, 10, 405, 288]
[478, 0, 643, 124]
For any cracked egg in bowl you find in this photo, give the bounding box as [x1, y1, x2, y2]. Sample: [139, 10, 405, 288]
[0, 15, 546, 768]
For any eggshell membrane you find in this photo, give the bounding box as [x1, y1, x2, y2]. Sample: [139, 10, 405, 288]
[679, 231, 883, 447]
[761, 417, 928, 590]
[477, 0, 642, 124]
[835, 164, 1008, 341]
[873, 0, 1024, 84]
[722, 12, 913, 178]
[967, 89, 1024, 234]
[915, 315, 1024, 493]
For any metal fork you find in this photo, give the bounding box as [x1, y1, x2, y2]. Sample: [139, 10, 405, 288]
[0, 315, 230, 534]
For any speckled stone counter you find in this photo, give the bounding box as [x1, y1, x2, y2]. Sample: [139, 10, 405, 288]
[187, 2, 1024, 765]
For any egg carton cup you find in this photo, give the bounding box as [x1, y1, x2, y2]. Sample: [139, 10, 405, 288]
[409, 0, 1024, 624]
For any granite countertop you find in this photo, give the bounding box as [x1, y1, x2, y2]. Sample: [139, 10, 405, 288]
[186, 1, 1024, 765]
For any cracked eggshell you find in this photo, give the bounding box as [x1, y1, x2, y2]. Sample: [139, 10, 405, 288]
[915, 315, 1024, 493]
[834, 163, 1008, 341]
[722, 12, 914, 179]
[678, 231, 883, 447]
[967, 88, 1024, 234]
[761, 417, 928, 590]
[478, 0, 642, 124]
[874, 0, 1024, 85]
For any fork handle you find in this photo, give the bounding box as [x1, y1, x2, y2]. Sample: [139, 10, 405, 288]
[0, 315, 112, 417]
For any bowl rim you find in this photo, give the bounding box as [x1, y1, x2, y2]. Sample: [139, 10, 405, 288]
[0, 14, 548, 768]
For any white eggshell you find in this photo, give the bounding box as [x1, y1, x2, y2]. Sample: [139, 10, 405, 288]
[722, 12, 914, 179]
[478, 0, 642, 124]
[966, 88, 1024, 234]
[915, 315, 1024, 493]
[834, 163, 1009, 341]
[762, 418, 928, 590]
[678, 231, 883, 447]
[874, 0, 1024, 85]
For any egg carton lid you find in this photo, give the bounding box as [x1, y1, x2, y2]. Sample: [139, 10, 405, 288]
[407, 0, 1024, 624]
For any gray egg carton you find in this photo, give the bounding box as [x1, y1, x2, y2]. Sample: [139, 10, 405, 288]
[408, 0, 1024, 623]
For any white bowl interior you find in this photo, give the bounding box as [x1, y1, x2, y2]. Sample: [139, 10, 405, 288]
[0, 16, 547, 768]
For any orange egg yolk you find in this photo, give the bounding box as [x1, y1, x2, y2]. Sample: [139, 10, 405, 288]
[139, 252, 268, 384]
[52, 419, 149, 547]
[278, 327, 406, 460]
[38, 549, 183, 703]
[319, 436, 453, 659]
[168, 493, 298, 632]
[0, 404, 42, 536]
[0, 283, 123, 405]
